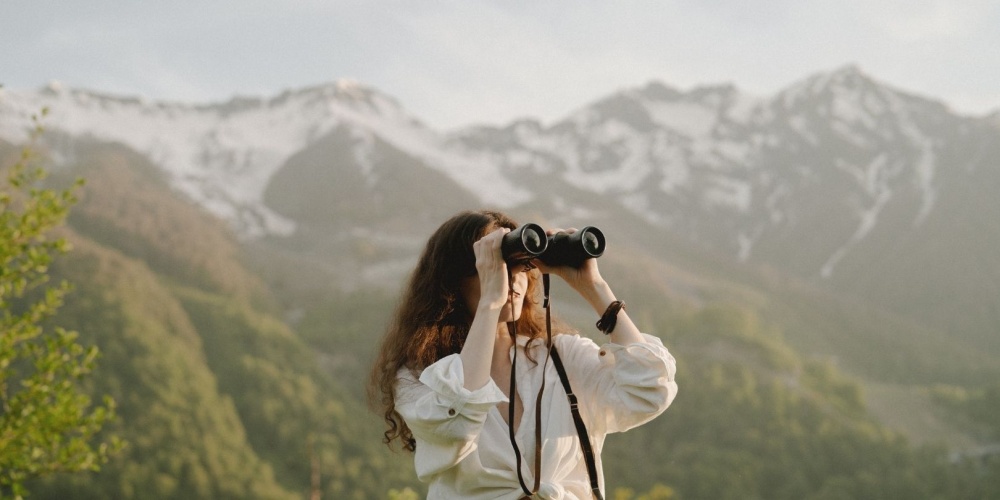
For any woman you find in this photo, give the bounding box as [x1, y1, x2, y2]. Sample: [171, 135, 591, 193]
[368, 210, 678, 499]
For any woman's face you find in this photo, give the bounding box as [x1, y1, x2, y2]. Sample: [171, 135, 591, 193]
[460, 261, 532, 323]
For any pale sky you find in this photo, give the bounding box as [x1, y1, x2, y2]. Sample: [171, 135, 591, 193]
[3, 0, 999, 130]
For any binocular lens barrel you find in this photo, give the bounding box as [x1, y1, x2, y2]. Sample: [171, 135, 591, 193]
[501, 223, 605, 268]
[580, 229, 603, 256]
[540, 226, 605, 268]
[501, 223, 548, 262]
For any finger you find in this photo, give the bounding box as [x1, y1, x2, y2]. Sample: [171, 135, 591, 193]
[487, 228, 510, 253]
[476, 228, 511, 267]
[475, 228, 505, 253]
[531, 258, 552, 274]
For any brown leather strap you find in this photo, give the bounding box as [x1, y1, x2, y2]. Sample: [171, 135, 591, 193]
[550, 347, 603, 499]
[505, 335, 547, 497]
[545, 274, 604, 499]
[506, 273, 604, 499]
[533, 356, 546, 494]
[507, 271, 537, 498]
[596, 300, 625, 334]
[507, 335, 531, 496]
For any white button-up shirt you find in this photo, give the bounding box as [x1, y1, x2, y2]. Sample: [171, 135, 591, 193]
[395, 333, 678, 499]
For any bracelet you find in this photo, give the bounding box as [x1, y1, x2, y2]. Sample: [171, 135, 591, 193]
[595, 300, 625, 334]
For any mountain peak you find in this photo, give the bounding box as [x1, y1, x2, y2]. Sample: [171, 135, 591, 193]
[334, 78, 366, 95]
[281, 79, 401, 108]
[45, 79, 66, 94]
[637, 81, 683, 101]
[799, 64, 878, 95]
[829, 63, 866, 77]
[634, 80, 739, 104]
[774, 63, 888, 112]
[823, 64, 877, 91]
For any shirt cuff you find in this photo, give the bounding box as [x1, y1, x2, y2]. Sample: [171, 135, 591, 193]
[418, 354, 509, 415]
[600, 333, 677, 382]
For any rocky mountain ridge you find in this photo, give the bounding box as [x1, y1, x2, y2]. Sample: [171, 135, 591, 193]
[3, 66, 994, 273]
[2, 65, 998, 352]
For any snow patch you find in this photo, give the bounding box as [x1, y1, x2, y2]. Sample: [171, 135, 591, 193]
[703, 175, 752, 212]
[765, 183, 789, 224]
[645, 101, 718, 137]
[350, 128, 377, 186]
[821, 186, 892, 278]
[836, 154, 888, 195]
[737, 226, 763, 262]
[822, 154, 895, 278]
[789, 116, 819, 145]
[885, 95, 937, 226]
[831, 89, 878, 130]
[652, 135, 690, 193]
[620, 192, 666, 226]
[831, 120, 870, 148]
[1, 84, 532, 235]
[725, 93, 764, 123]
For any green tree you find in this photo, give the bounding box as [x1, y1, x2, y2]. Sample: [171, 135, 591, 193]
[0, 119, 121, 498]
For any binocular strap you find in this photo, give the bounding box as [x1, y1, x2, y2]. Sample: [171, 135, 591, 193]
[506, 273, 604, 500]
[507, 269, 544, 497]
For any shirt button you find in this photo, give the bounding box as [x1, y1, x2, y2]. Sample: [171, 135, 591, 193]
[448, 408, 456, 416]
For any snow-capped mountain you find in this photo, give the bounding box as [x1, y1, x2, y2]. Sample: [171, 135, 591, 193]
[448, 66, 996, 276]
[2, 66, 999, 348]
[0, 79, 527, 238]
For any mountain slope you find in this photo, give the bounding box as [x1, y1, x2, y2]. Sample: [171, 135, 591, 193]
[48, 140, 271, 304]
[1, 145, 416, 498]
[441, 65, 1000, 361]
[4, 65, 1000, 447]
[35, 234, 298, 499]
[4, 69, 1000, 497]
[5, 66, 999, 380]
[602, 305, 994, 499]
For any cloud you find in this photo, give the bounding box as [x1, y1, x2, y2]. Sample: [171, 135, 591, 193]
[3, 0, 998, 126]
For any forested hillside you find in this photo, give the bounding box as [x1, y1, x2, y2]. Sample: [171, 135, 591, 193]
[10, 147, 416, 498]
[3, 138, 996, 498]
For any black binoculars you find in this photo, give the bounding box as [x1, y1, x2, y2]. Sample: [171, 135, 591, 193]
[501, 223, 606, 269]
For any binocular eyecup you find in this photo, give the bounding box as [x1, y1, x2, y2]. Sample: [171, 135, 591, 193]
[500, 223, 605, 269]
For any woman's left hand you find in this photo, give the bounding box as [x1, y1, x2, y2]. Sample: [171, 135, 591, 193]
[533, 227, 605, 293]
[535, 227, 647, 345]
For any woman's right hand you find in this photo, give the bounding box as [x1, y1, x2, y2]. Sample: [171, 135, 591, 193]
[472, 227, 511, 311]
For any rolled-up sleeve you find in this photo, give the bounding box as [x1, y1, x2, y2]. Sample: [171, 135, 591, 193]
[556, 333, 678, 434]
[395, 354, 507, 479]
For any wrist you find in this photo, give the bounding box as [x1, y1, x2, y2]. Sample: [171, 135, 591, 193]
[596, 300, 626, 335]
[579, 279, 616, 314]
[477, 300, 505, 314]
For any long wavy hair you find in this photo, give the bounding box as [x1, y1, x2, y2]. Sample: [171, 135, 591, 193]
[367, 210, 553, 452]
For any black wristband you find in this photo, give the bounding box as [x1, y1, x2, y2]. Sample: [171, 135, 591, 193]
[595, 300, 625, 334]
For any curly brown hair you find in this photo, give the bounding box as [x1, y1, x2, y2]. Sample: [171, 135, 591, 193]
[367, 210, 553, 452]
